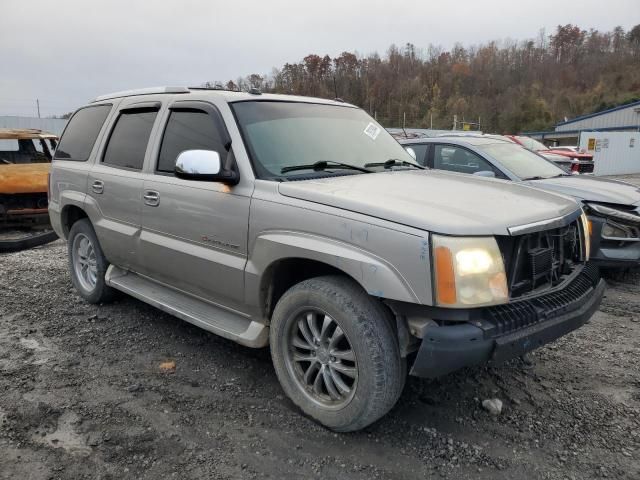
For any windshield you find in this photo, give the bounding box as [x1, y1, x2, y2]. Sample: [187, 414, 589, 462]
[515, 136, 548, 152]
[232, 101, 417, 179]
[478, 143, 566, 179]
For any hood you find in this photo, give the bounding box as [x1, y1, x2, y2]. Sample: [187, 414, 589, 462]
[278, 170, 580, 236]
[0, 163, 50, 194]
[524, 175, 640, 206]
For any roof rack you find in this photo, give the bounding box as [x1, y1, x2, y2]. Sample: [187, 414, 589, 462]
[93, 86, 190, 102]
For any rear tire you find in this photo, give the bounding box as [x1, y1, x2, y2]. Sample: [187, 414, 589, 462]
[67, 219, 115, 304]
[270, 275, 405, 432]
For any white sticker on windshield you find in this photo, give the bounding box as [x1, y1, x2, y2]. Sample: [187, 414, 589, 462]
[363, 122, 381, 140]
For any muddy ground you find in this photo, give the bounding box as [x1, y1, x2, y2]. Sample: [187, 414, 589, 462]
[1, 234, 639, 479]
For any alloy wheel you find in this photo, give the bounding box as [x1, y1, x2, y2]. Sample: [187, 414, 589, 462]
[285, 309, 358, 409]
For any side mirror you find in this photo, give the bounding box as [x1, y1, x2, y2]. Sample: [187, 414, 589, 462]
[175, 149, 238, 184]
[405, 147, 417, 160]
[473, 170, 496, 178]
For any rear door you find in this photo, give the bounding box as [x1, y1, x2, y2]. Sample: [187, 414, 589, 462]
[86, 102, 161, 269]
[138, 100, 251, 311]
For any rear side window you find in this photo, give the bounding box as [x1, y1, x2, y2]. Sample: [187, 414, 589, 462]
[157, 109, 227, 173]
[102, 109, 158, 170]
[54, 104, 111, 161]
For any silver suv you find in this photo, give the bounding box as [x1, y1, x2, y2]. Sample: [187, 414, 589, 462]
[49, 87, 605, 432]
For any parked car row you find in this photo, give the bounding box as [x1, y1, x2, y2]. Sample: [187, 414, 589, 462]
[434, 132, 595, 173]
[402, 136, 640, 268]
[49, 88, 625, 432]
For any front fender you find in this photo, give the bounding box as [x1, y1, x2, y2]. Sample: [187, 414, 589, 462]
[245, 230, 423, 309]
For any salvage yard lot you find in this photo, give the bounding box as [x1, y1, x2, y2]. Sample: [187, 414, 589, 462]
[1, 178, 640, 480]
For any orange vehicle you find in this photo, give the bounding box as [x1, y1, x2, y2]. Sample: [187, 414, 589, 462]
[0, 128, 59, 251]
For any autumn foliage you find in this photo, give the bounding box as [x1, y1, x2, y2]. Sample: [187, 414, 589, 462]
[218, 24, 640, 133]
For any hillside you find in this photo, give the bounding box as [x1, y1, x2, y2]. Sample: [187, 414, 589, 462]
[219, 24, 640, 133]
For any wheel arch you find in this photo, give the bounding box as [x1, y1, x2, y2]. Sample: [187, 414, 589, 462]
[61, 204, 89, 239]
[245, 231, 420, 320]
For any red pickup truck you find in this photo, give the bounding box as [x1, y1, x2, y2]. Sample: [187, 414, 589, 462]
[505, 135, 594, 174]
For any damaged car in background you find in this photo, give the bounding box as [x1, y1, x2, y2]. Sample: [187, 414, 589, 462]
[505, 134, 595, 174]
[402, 135, 640, 269]
[0, 129, 59, 252]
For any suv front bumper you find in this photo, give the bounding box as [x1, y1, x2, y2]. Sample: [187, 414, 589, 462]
[408, 264, 605, 378]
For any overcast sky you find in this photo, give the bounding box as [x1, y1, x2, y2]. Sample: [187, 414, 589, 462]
[1, 0, 638, 117]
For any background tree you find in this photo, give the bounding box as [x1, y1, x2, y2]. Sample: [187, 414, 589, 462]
[218, 24, 640, 132]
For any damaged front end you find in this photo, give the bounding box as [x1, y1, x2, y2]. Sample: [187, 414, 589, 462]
[389, 210, 605, 378]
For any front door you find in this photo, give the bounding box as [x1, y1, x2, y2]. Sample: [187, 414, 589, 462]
[139, 101, 250, 312]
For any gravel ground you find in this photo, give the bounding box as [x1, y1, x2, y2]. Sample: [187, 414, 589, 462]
[1, 239, 639, 479]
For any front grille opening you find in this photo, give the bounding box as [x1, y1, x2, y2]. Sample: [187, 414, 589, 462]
[497, 221, 584, 299]
[484, 263, 599, 336]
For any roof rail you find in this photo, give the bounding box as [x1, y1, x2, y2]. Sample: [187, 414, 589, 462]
[93, 86, 190, 102]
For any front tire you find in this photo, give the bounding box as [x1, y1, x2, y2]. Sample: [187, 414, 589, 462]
[67, 219, 115, 304]
[270, 275, 405, 432]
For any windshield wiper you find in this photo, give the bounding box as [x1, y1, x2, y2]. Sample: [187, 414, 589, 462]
[281, 160, 372, 174]
[364, 158, 425, 170]
[522, 176, 546, 181]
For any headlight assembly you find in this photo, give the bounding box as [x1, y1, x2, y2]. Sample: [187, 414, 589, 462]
[432, 235, 508, 308]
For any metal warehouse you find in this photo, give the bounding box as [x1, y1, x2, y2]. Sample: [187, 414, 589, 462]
[0, 116, 68, 137]
[526, 100, 640, 146]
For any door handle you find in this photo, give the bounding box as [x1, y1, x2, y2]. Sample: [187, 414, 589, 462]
[91, 180, 104, 194]
[143, 190, 160, 207]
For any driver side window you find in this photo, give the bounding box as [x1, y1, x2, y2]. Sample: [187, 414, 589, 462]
[433, 144, 496, 175]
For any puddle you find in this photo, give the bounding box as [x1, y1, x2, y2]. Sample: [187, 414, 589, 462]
[33, 411, 91, 456]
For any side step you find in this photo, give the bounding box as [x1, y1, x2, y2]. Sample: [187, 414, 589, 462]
[105, 266, 268, 348]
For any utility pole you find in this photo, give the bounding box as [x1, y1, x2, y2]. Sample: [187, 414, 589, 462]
[403, 112, 406, 130]
[430, 113, 433, 130]
[36, 99, 41, 118]
[453, 114, 458, 130]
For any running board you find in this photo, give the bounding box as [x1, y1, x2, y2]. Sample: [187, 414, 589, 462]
[105, 266, 268, 348]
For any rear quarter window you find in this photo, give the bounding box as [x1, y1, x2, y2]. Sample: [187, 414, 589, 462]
[54, 104, 112, 161]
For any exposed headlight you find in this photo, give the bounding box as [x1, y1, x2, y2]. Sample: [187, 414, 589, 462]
[586, 203, 640, 225]
[579, 211, 591, 261]
[432, 235, 508, 308]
